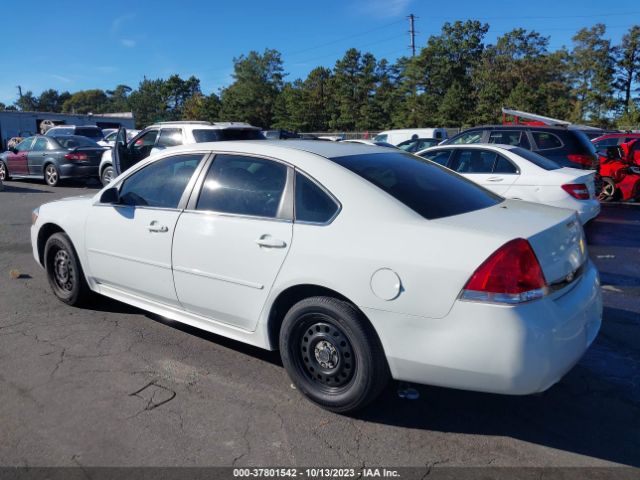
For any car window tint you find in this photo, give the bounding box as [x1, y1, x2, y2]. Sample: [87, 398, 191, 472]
[419, 149, 452, 167]
[295, 172, 339, 223]
[119, 154, 203, 208]
[32, 138, 50, 151]
[493, 156, 518, 174]
[511, 147, 561, 170]
[532, 132, 562, 150]
[488, 130, 530, 149]
[75, 127, 102, 139]
[15, 137, 34, 151]
[157, 128, 183, 148]
[331, 152, 502, 220]
[197, 154, 287, 219]
[451, 131, 483, 144]
[374, 134, 388, 143]
[55, 136, 99, 149]
[451, 150, 496, 173]
[133, 130, 158, 149]
[594, 138, 619, 148]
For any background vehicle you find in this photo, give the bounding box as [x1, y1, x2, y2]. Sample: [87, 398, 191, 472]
[0, 135, 104, 186]
[340, 139, 397, 148]
[397, 137, 440, 152]
[598, 142, 640, 202]
[45, 125, 104, 143]
[374, 128, 448, 145]
[418, 144, 600, 224]
[99, 121, 263, 185]
[263, 129, 300, 139]
[443, 125, 598, 170]
[592, 132, 640, 152]
[32, 141, 600, 413]
[98, 129, 140, 147]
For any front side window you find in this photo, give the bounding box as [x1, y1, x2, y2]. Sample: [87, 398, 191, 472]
[118, 154, 203, 208]
[197, 154, 287, 219]
[532, 132, 563, 150]
[295, 172, 339, 224]
[15, 137, 34, 151]
[451, 131, 483, 144]
[157, 128, 183, 148]
[419, 149, 452, 167]
[451, 149, 496, 174]
[132, 130, 158, 151]
[32, 137, 50, 151]
[331, 152, 502, 220]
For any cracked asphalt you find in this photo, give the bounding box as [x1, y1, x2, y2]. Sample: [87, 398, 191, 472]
[0, 179, 639, 468]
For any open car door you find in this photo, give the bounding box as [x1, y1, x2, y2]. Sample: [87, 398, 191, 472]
[113, 127, 129, 176]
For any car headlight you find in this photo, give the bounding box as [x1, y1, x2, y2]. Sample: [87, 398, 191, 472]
[31, 207, 39, 226]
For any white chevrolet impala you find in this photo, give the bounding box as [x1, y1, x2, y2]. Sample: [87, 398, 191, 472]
[31, 140, 602, 413]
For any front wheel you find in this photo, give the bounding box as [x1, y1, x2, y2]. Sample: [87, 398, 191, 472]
[100, 165, 114, 186]
[44, 164, 60, 187]
[44, 232, 92, 306]
[0, 160, 9, 181]
[598, 177, 618, 202]
[279, 296, 389, 414]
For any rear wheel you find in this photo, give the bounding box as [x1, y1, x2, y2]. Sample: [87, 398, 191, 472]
[598, 177, 618, 202]
[279, 296, 389, 414]
[44, 164, 60, 187]
[0, 160, 9, 181]
[44, 233, 92, 306]
[100, 165, 114, 186]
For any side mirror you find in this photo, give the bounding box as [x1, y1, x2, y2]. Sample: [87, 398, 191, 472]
[100, 187, 120, 204]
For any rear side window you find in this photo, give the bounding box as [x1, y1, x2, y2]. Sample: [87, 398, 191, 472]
[295, 172, 339, 224]
[197, 154, 287, 218]
[488, 130, 530, 149]
[419, 149, 452, 167]
[157, 128, 183, 147]
[532, 132, 562, 150]
[192, 129, 264, 142]
[331, 152, 502, 220]
[511, 147, 561, 170]
[451, 149, 496, 173]
[374, 134, 388, 143]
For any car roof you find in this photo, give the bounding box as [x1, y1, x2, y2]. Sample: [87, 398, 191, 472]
[425, 143, 517, 150]
[49, 125, 100, 129]
[161, 139, 388, 158]
[460, 125, 572, 132]
[593, 132, 640, 140]
[147, 121, 260, 130]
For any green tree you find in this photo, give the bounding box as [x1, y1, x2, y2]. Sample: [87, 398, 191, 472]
[106, 85, 132, 112]
[219, 49, 285, 128]
[614, 25, 640, 113]
[38, 89, 70, 112]
[128, 78, 169, 127]
[62, 89, 109, 114]
[182, 92, 221, 122]
[15, 91, 39, 111]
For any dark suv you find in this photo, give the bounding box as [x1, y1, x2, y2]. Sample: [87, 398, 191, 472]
[443, 126, 598, 170]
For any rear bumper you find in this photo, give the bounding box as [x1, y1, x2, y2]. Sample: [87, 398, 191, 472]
[58, 163, 99, 179]
[365, 261, 602, 395]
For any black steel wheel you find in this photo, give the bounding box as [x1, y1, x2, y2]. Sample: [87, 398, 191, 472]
[44, 232, 92, 306]
[44, 164, 60, 187]
[280, 296, 389, 413]
[0, 160, 9, 181]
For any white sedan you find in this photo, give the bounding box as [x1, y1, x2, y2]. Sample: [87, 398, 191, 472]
[417, 144, 601, 224]
[31, 141, 602, 413]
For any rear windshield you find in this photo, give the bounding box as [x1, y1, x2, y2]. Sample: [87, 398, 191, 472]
[511, 147, 561, 170]
[53, 136, 100, 149]
[330, 152, 502, 220]
[193, 129, 265, 142]
[75, 127, 103, 138]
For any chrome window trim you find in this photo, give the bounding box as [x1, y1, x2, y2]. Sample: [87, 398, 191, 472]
[293, 168, 342, 226]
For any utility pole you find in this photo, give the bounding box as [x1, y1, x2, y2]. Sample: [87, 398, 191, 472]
[16, 85, 22, 99]
[408, 14, 416, 57]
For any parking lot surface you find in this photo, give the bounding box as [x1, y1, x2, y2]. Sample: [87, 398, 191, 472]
[0, 179, 638, 468]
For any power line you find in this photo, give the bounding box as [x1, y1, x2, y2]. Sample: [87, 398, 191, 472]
[427, 11, 640, 21]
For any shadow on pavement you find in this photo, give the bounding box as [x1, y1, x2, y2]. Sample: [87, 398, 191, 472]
[0, 184, 52, 194]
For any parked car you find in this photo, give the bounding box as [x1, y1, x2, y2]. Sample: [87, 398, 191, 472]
[597, 141, 640, 202]
[98, 129, 140, 148]
[374, 128, 448, 145]
[397, 137, 441, 152]
[340, 139, 397, 148]
[45, 125, 104, 143]
[417, 144, 600, 224]
[99, 121, 263, 185]
[592, 132, 640, 152]
[31, 141, 601, 413]
[443, 125, 598, 170]
[263, 129, 300, 139]
[0, 135, 104, 186]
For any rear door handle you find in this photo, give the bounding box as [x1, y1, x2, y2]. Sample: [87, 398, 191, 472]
[487, 177, 504, 182]
[256, 234, 287, 248]
[147, 221, 168, 233]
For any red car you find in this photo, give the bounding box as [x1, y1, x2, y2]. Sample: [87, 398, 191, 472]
[592, 133, 640, 151]
[598, 139, 640, 201]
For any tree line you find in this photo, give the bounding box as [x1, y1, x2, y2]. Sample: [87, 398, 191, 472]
[3, 21, 639, 131]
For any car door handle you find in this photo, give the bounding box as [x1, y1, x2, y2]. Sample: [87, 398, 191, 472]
[255, 235, 287, 248]
[487, 177, 504, 182]
[147, 221, 168, 233]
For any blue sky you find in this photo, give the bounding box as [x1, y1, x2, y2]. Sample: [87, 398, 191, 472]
[1, 0, 639, 105]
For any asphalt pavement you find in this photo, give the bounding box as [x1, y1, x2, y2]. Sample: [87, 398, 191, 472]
[0, 179, 638, 468]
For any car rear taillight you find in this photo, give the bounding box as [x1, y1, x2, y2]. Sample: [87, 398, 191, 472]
[561, 183, 590, 200]
[461, 238, 547, 304]
[567, 154, 595, 168]
[64, 152, 88, 161]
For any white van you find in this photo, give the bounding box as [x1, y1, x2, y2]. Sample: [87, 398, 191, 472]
[374, 128, 448, 146]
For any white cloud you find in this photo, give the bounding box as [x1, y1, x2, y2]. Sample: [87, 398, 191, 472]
[121, 39, 136, 48]
[111, 14, 135, 34]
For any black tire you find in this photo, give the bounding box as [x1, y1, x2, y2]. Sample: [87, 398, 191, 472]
[0, 160, 9, 181]
[100, 165, 114, 186]
[44, 163, 60, 187]
[598, 176, 618, 202]
[279, 296, 389, 413]
[44, 232, 92, 306]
